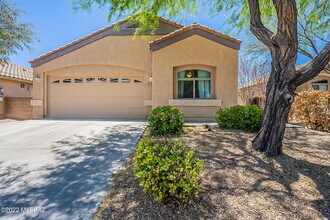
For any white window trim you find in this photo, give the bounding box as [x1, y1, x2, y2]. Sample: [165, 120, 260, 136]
[169, 99, 221, 107]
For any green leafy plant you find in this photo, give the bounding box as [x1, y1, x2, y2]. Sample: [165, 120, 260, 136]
[148, 106, 184, 135]
[216, 105, 263, 132]
[133, 139, 204, 203]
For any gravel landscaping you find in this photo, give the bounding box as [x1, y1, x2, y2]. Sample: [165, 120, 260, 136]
[94, 126, 330, 220]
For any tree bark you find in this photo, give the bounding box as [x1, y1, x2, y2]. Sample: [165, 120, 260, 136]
[252, 66, 295, 156]
[248, 0, 330, 156]
[247, 0, 298, 156]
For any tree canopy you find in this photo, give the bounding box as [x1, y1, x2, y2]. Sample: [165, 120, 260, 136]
[73, 0, 329, 38]
[0, 0, 36, 63]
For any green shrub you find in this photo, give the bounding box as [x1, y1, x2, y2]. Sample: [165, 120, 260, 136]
[133, 139, 204, 203]
[148, 106, 184, 135]
[215, 105, 263, 132]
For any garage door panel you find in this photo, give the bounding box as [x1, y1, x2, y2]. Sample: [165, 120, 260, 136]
[49, 107, 144, 118]
[48, 75, 145, 118]
[50, 97, 144, 108]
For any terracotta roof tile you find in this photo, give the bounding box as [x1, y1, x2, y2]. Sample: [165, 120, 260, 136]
[0, 63, 33, 82]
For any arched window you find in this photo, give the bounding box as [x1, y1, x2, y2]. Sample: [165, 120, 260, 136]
[177, 70, 211, 99]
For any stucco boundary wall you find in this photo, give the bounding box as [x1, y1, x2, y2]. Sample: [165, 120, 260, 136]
[4, 97, 33, 120]
[0, 101, 4, 118]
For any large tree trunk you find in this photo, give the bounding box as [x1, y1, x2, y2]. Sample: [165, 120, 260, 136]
[247, 0, 330, 156]
[252, 65, 295, 156]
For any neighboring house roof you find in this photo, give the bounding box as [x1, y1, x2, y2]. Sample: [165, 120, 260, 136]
[30, 16, 183, 68]
[149, 23, 242, 51]
[0, 63, 33, 82]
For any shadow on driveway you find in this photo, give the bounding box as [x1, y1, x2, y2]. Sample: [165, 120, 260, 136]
[0, 123, 145, 220]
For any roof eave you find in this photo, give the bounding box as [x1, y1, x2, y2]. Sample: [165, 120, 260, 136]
[30, 16, 183, 67]
[149, 26, 242, 51]
[0, 75, 33, 83]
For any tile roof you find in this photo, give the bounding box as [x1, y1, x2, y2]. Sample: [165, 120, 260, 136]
[30, 16, 183, 64]
[149, 23, 242, 45]
[0, 63, 33, 82]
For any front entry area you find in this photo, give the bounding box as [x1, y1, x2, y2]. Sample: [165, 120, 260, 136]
[47, 75, 145, 118]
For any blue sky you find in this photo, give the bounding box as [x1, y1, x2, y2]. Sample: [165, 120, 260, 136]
[9, 0, 310, 67]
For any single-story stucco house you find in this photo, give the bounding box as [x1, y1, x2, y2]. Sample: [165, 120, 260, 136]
[0, 63, 33, 119]
[0, 63, 33, 98]
[30, 16, 241, 120]
[238, 68, 330, 107]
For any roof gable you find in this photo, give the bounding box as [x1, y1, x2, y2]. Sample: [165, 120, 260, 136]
[149, 23, 242, 51]
[30, 16, 183, 68]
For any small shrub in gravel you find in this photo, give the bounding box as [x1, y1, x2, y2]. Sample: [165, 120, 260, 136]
[216, 105, 263, 132]
[133, 138, 204, 203]
[148, 106, 184, 135]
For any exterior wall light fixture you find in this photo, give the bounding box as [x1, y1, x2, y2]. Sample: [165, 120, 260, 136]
[35, 74, 40, 81]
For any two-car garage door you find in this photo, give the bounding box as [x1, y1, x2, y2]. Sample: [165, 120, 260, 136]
[47, 75, 145, 118]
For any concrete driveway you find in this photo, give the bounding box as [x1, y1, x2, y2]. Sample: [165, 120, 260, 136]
[0, 120, 146, 220]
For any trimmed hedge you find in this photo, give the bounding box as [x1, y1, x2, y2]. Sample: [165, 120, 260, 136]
[133, 139, 204, 203]
[148, 106, 184, 135]
[216, 105, 263, 132]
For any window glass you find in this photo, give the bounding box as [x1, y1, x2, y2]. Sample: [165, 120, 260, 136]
[178, 81, 194, 98]
[177, 70, 211, 99]
[319, 85, 328, 91]
[86, 78, 95, 83]
[74, 78, 83, 83]
[63, 79, 71, 83]
[52, 80, 60, 84]
[110, 78, 118, 83]
[195, 80, 211, 98]
[98, 78, 107, 83]
[134, 79, 142, 83]
[311, 79, 328, 91]
[20, 84, 25, 88]
[122, 78, 131, 83]
[178, 70, 211, 78]
[312, 85, 319, 90]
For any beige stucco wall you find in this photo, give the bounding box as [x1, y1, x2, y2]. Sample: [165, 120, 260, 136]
[0, 78, 32, 118]
[152, 35, 239, 119]
[0, 78, 32, 97]
[32, 35, 160, 118]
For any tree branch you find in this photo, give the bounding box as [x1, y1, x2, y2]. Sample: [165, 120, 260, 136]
[297, 21, 319, 55]
[298, 47, 314, 60]
[247, 0, 275, 48]
[292, 42, 330, 87]
[272, 0, 298, 48]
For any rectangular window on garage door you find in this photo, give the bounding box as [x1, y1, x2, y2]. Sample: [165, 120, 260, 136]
[122, 78, 131, 83]
[110, 78, 119, 83]
[74, 78, 83, 83]
[133, 76, 143, 84]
